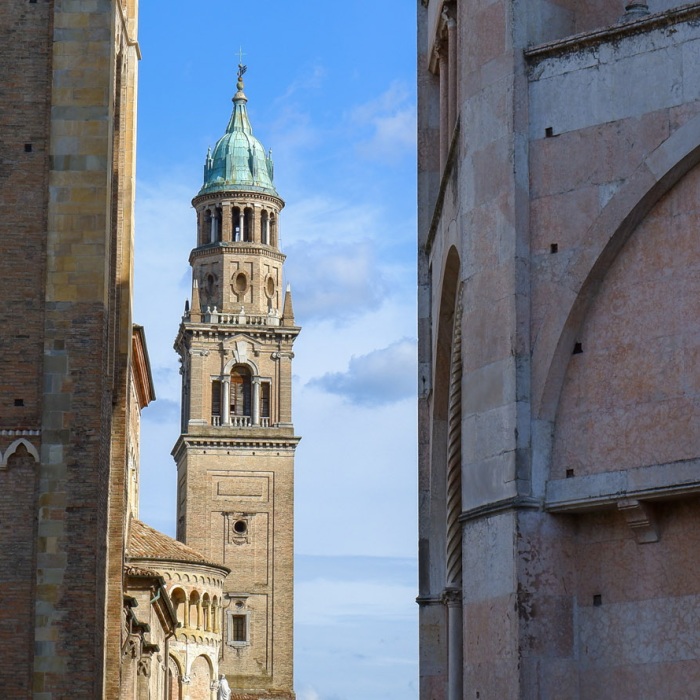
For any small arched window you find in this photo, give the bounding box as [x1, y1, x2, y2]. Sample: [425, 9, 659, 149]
[230, 366, 252, 418]
[269, 215, 277, 248]
[243, 208, 253, 242]
[170, 588, 187, 628]
[261, 210, 269, 244]
[233, 206, 241, 241]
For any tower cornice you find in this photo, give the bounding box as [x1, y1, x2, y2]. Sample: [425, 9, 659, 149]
[189, 241, 287, 265]
[174, 322, 300, 351]
[171, 433, 301, 463]
[192, 190, 284, 210]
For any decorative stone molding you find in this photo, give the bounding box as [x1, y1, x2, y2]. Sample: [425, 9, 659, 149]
[441, 587, 462, 607]
[0, 438, 40, 469]
[415, 594, 443, 607]
[618, 498, 659, 544]
[546, 458, 700, 512]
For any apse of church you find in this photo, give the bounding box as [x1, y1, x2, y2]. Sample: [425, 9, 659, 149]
[172, 64, 299, 700]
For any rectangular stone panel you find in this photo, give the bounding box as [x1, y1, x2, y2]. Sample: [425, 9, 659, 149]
[213, 472, 272, 502]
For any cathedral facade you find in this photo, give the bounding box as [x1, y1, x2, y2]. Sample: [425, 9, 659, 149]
[418, 0, 700, 697]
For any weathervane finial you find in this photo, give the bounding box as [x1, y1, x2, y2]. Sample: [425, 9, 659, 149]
[236, 47, 248, 91]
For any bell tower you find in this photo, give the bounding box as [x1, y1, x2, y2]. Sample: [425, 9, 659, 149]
[172, 64, 299, 699]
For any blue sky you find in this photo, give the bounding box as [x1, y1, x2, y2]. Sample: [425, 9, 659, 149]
[134, 3, 417, 698]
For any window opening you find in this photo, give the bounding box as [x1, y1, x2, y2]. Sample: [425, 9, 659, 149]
[231, 615, 248, 642]
[260, 383, 270, 419]
[230, 366, 252, 417]
[211, 380, 222, 425]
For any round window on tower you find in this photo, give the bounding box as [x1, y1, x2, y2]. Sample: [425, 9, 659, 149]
[265, 275, 275, 299]
[232, 271, 248, 294]
[233, 520, 247, 535]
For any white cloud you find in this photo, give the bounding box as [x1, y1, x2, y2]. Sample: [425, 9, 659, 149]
[296, 578, 415, 626]
[276, 64, 327, 102]
[285, 238, 389, 323]
[308, 338, 416, 406]
[351, 81, 417, 164]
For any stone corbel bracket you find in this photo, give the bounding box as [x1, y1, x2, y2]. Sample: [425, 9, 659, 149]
[617, 498, 659, 544]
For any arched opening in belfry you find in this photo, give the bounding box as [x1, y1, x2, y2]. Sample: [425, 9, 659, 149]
[261, 209, 269, 244]
[230, 365, 252, 420]
[212, 207, 222, 243]
[269, 215, 277, 247]
[243, 208, 253, 242]
[260, 381, 271, 425]
[203, 210, 212, 245]
[233, 206, 242, 241]
[211, 380, 222, 425]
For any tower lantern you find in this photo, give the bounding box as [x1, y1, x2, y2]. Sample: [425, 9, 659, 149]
[173, 65, 299, 700]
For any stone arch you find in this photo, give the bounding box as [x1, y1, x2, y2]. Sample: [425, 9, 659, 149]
[1, 438, 39, 468]
[551, 158, 700, 480]
[0, 440, 39, 685]
[222, 354, 258, 377]
[534, 113, 700, 423]
[202, 592, 211, 631]
[187, 654, 213, 700]
[168, 654, 183, 700]
[170, 587, 187, 628]
[188, 590, 201, 630]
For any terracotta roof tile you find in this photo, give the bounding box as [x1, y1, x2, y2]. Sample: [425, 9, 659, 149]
[127, 519, 228, 572]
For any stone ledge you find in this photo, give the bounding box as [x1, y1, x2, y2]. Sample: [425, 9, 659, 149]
[525, 1, 700, 62]
[545, 457, 700, 512]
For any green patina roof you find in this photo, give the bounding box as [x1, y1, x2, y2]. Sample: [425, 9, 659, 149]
[199, 67, 278, 197]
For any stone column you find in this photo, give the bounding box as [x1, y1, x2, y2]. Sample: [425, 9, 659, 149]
[222, 202, 232, 242]
[196, 210, 203, 246]
[438, 47, 448, 172]
[444, 587, 463, 700]
[446, 13, 457, 137]
[222, 378, 231, 426]
[240, 206, 247, 242]
[211, 207, 219, 242]
[252, 377, 261, 426]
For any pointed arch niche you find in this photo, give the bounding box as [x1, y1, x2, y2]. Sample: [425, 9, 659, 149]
[551, 161, 700, 481]
[0, 440, 39, 682]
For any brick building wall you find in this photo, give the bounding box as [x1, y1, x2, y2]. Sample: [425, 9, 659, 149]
[0, 1, 140, 697]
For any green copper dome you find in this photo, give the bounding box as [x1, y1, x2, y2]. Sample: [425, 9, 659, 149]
[199, 67, 278, 197]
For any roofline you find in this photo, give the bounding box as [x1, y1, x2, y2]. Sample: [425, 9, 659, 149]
[128, 556, 231, 576]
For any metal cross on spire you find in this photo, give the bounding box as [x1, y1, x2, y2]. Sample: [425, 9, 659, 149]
[236, 47, 247, 83]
